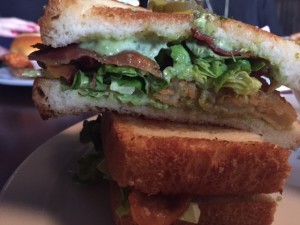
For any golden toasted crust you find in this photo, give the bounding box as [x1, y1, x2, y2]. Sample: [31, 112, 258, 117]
[190, 195, 276, 225]
[102, 112, 291, 196]
[110, 182, 277, 225]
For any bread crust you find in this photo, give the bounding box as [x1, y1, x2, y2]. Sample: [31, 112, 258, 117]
[209, 16, 300, 91]
[101, 112, 291, 195]
[32, 78, 300, 149]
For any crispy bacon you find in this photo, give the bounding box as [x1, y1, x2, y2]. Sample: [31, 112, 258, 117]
[42, 65, 78, 83]
[103, 51, 162, 78]
[191, 28, 251, 57]
[128, 191, 191, 225]
[29, 44, 162, 79]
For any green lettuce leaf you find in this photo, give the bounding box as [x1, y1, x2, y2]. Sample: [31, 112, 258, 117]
[193, 58, 227, 78]
[163, 43, 262, 95]
[163, 45, 209, 87]
[62, 65, 168, 109]
[100, 64, 142, 78]
[115, 188, 131, 218]
[62, 42, 266, 111]
[213, 60, 261, 95]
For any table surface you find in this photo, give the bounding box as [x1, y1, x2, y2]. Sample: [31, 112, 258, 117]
[0, 84, 88, 190]
[0, 83, 299, 192]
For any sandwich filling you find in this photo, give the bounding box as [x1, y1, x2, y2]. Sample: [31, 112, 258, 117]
[29, 10, 296, 130]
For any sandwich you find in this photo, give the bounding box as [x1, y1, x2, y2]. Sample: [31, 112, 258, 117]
[28, 1, 298, 224]
[76, 111, 289, 225]
[1, 33, 41, 77]
[29, 0, 300, 149]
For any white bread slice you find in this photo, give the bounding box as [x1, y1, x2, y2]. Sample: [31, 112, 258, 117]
[101, 112, 291, 195]
[39, 0, 191, 47]
[38, 0, 300, 91]
[32, 78, 300, 149]
[208, 18, 300, 93]
[110, 182, 277, 225]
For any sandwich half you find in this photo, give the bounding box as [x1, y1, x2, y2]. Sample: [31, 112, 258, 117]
[98, 112, 288, 225]
[101, 112, 291, 196]
[29, 0, 300, 148]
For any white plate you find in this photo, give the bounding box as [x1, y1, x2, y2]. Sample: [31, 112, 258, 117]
[0, 120, 299, 225]
[0, 121, 113, 225]
[0, 67, 33, 86]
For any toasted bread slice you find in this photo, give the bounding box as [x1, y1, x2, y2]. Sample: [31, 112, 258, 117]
[38, 0, 300, 91]
[110, 182, 277, 225]
[101, 112, 291, 196]
[33, 78, 300, 149]
[38, 0, 190, 47]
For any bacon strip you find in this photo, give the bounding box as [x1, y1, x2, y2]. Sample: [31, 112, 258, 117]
[103, 51, 162, 78]
[29, 44, 162, 78]
[191, 28, 251, 57]
[128, 191, 191, 225]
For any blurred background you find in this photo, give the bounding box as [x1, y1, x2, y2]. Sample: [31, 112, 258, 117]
[1, 0, 300, 49]
[0, 0, 47, 49]
[276, 0, 300, 36]
[143, 0, 300, 37]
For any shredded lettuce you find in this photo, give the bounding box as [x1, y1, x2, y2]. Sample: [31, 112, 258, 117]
[163, 43, 262, 95]
[163, 45, 209, 87]
[74, 116, 111, 184]
[115, 188, 131, 218]
[63, 64, 168, 109]
[72, 152, 103, 185]
[179, 202, 201, 224]
[61, 40, 266, 111]
[110, 81, 136, 95]
[22, 69, 42, 78]
[73, 116, 104, 185]
[213, 60, 262, 95]
[79, 116, 103, 153]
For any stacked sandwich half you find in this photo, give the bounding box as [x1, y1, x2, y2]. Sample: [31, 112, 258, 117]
[29, 0, 300, 224]
[100, 112, 290, 225]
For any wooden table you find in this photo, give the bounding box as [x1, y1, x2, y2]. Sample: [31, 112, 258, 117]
[0, 84, 87, 190]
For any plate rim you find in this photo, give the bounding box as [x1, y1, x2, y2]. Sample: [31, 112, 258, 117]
[0, 67, 34, 87]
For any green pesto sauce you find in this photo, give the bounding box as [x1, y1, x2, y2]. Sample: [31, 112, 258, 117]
[79, 38, 167, 60]
[193, 10, 217, 36]
[193, 10, 237, 52]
